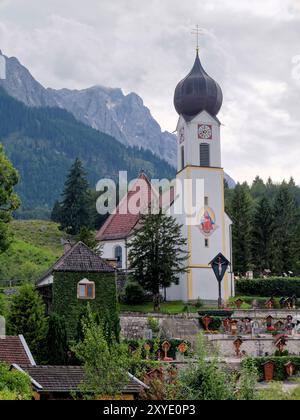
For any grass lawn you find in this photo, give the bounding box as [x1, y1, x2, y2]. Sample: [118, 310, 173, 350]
[120, 300, 200, 314]
[10, 220, 72, 256]
[0, 220, 71, 286]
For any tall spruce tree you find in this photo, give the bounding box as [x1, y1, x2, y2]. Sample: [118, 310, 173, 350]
[0, 144, 20, 253]
[8, 284, 48, 362]
[295, 208, 300, 275]
[271, 183, 298, 275]
[251, 197, 273, 273]
[230, 183, 253, 275]
[46, 313, 68, 365]
[128, 212, 188, 311]
[59, 159, 92, 235]
[251, 176, 266, 200]
[51, 200, 62, 223]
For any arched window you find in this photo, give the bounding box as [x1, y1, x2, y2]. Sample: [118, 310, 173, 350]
[200, 143, 210, 167]
[77, 279, 95, 300]
[115, 246, 123, 268]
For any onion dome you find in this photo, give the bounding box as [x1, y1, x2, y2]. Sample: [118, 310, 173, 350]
[174, 51, 223, 118]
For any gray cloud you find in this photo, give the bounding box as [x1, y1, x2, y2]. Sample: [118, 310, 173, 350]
[0, 0, 299, 184]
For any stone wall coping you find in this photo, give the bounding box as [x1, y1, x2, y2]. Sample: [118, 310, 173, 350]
[233, 309, 300, 318]
[207, 334, 300, 341]
[120, 312, 199, 319]
[122, 310, 300, 319]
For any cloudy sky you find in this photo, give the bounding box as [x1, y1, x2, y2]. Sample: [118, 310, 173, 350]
[0, 0, 300, 184]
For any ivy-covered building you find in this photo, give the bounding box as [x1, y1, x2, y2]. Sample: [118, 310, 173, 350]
[36, 241, 118, 340]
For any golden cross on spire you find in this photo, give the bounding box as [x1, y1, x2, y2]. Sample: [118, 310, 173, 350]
[191, 24, 204, 53]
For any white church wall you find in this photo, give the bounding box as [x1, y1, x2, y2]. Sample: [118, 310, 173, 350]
[177, 111, 221, 170]
[100, 239, 127, 269]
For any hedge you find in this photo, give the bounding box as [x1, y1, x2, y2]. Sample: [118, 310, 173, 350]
[236, 278, 300, 298]
[198, 310, 234, 318]
[242, 357, 300, 381]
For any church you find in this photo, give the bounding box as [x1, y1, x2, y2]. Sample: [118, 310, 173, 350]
[96, 48, 233, 303]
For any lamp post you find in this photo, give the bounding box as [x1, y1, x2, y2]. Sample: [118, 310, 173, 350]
[209, 253, 230, 309]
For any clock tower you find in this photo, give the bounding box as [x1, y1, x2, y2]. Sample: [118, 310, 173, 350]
[167, 50, 233, 303]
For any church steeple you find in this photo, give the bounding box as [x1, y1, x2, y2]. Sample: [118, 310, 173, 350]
[173, 51, 223, 119]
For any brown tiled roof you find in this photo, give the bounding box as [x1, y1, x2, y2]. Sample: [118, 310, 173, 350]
[37, 242, 115, 285]
[0, 336, 35, 366]
[53, 242, 115, 273]
[96, 172, 175, 241]
[22, 366, 147, 394]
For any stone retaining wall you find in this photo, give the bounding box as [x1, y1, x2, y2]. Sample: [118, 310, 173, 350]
[120, 313, 200, 343]
[206, 334, 300, 357]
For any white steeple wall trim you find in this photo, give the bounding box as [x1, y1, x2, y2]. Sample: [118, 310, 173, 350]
[177, 111, 222, 170]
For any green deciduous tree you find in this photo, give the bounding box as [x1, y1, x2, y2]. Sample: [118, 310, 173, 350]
[0, 144, 20, 253]
[73, 309, 129, 398]
[177, 334, 258, 400]
[8, 284, 48, 362]
[0, 363, 32, 400]
[59, 159, 93, 235]
[129, 212, 188, 311]
[0, 293, 5, 316]
[177, 334, 235, 400]
[46, 313, 68, 365]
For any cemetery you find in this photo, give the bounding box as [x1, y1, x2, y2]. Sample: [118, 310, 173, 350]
[120, 293, 300, 384]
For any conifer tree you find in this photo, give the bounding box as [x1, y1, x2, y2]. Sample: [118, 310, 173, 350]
[59, 159, 92, 235]
[295, 209, 300, 275]
[51, 200, 62, 223]
[8, 284, 48, 361]
[251, 176, 266, 200]
[128, 211, 188, 311]
[251, 197, 273, 273]
[230, 183, 253, 275]
[77, 226, 99, 252]
[46, 313, 68, 365]
[271, 184, 298, 275]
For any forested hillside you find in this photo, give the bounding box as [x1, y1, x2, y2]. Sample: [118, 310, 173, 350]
[225, 177, 300, 277]
[0, 88, 175, 218]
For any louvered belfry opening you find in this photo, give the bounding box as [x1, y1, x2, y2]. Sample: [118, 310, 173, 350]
[200, 143, 210, 167]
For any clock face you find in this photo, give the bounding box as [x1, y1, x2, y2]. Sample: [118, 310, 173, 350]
[179, 127, 185, 144]
[198, 124, 212, 140]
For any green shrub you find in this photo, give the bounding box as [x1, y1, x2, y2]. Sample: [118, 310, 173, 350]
[123, 282, 146, 305]
[147, 317, 160, 334]
[199, 317, 222, 331]
[258, 383, 300, 400]
[242, 357, 300, 381]
[236, 278, 300, 298]
[0, 363, 32, 400]
[195, 298, 204, 309]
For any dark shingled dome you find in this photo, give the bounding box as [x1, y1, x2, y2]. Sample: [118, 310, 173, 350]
[174, 51, 223, 118]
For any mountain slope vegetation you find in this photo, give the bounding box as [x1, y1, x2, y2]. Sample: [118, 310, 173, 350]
[0, 88, 175, 218]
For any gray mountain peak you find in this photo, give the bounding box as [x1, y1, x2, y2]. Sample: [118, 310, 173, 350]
[0, 53, 177, 166]
[0, 53, 235, 187]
